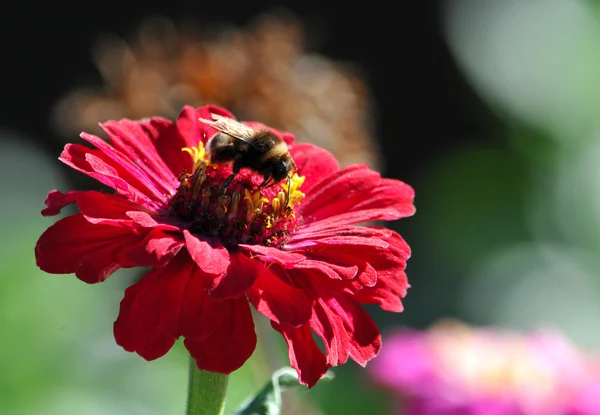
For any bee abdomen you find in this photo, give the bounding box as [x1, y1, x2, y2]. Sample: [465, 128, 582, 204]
[208, 133, 236, 163]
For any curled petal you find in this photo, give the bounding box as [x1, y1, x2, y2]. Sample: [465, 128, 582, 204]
[354, 232, 411, 312]
[292, 260, 357, 281]
[184, 230, 230, 275]
[125, 211, 181, 231]
[41, 189, 82, 216]
[238, 244, 305, 267]
[184, 296, 256, 374]
[248, 267, 312, 327]
[290, 143, 339, 192]
[35, 214, 140, 283]
[310, 298, 350, 366]
[313, 295, 381, 367]
[297, 257, 377, 295]
[335, 295, 381, 366]
[271, 322, 328, 388]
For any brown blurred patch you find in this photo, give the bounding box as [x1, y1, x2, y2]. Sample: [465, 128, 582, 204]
[51, 11, 380, 169]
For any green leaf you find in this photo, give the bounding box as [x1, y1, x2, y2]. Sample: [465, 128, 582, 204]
[234, 367, 334, 415]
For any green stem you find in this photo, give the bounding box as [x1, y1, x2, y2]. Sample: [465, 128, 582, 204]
[186, 357, 229, 415]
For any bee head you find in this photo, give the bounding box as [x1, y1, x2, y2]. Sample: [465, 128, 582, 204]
[271, 156, 295, 183]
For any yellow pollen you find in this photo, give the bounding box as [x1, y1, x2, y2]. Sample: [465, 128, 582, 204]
[281, 173, 306, 208]
[182, 142, 208, 172]
[264, 214, 273, 229]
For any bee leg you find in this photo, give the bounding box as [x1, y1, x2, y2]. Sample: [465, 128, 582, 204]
[219, 174, 236, 195]
[219, 156, 243, 195]
[258, 167, 276, 189]
[285, 175, 291, 208]
[258, 176, 274, 190]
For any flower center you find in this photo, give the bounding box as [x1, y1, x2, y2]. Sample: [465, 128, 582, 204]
[168, 142, 304, 248]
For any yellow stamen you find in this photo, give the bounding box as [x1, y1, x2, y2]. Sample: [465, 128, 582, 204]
[201, 187, 212, 209]
[277, 191, 286, 213]
[280, 173, 306, 208]
[216, 195, 231, 216]
[229, 192, 241, 218]
[244, 189, 269, 222]
[271, 197, 281, 221]
[182, 142, 208, 172]
[191, 168, 206, 201]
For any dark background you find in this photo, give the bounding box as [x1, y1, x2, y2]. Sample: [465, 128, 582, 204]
[0, 1, 492, 180]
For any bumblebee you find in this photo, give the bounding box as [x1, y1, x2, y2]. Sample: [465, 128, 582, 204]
[199, 114, 297, 194]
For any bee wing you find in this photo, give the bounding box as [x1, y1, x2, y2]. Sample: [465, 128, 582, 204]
[199, 114, 259, 147]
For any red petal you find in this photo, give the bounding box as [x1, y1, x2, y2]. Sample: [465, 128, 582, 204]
[125, 211, 181, 231]
[59, 143, 159, 208]
[294, 227, 408, 303]
[271, 323, 328, 388]
[354, 232, 410, 312]
[247, 267, 312, 327]
[299, 164, 415, 226]
[101, 117, 177, 194]
[113, 254, 191, 360]
[299, 257, 377, 295]
[238, 244, 305, 267]
[207, 252, 261, 300]
[184, 230, 230, 275]
[290, 143, 339, 193]
[150, 123, 189, 178]
[310, 298, 350, 366]
[120, 228, 183, 268]
[330, 295, 381, 366]
[80, 132, 168, 203]
[287, 224, 393, 246]
[41, 189, 82, 216]
[292, 259, 357, 281]
[35, 214, 140, 283]
[178, 260, 230, 340]
[178, 105, 235, 148]
[148, 106, 233, 176]
[281, 131, 295, 146]
[77, 191, 142, 226]
[184, 296, 256, 374]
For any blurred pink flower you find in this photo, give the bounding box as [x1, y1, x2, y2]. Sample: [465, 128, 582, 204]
[369, 321, 600, 415]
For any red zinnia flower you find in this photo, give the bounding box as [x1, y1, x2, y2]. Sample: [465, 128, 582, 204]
[35, 105, 415, 387]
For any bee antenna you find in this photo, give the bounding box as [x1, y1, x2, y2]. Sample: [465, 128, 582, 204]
[286, 174, 292, 209]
